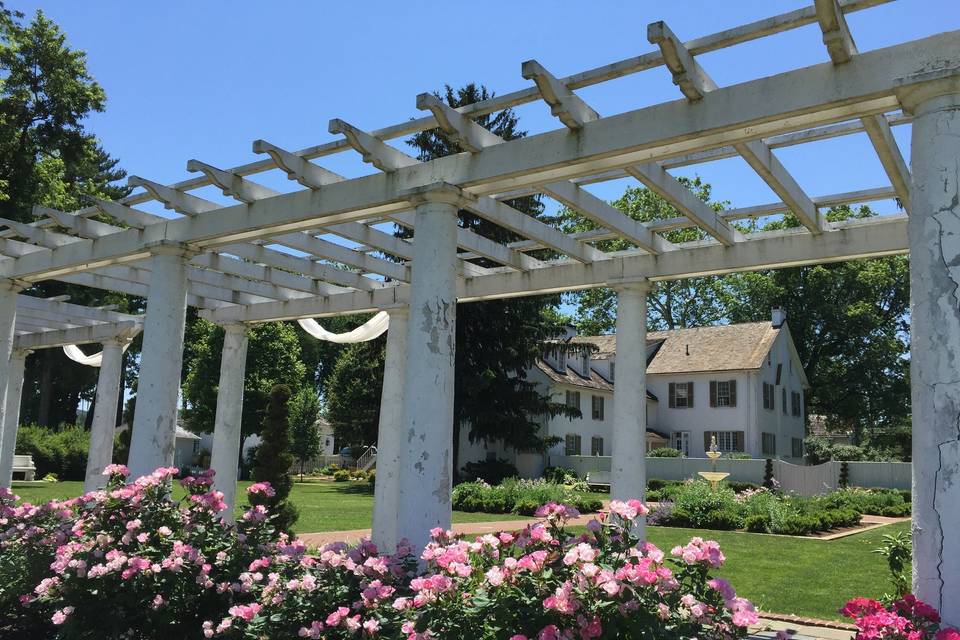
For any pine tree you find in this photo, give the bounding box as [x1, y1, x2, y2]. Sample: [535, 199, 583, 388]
[252, 385, 298, 533]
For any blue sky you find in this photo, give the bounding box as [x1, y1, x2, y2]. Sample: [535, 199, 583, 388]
[16, 1, 958, 221]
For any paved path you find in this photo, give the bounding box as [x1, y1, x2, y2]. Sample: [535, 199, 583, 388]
[297, 509, 906, 548]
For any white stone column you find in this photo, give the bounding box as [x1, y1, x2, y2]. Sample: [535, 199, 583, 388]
[83, 338, 128, 493]
[0, 282, 21, 486]
[210, 323, 250, 522]
[897, 72, 960, 624]
[396, 188, 459, 552]
[610, 281, 651, 538]
[0, 348, 30, 487]
[371, 307, 408, 553]
[128, 246, 191, 480]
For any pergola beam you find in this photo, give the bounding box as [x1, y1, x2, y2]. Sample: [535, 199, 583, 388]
[1, 30, 954, 282]
[814, 0, 911, 210]
[204, 214, 907, 324]
[648, 20, 824, 234]
[14, 320, 141, 350]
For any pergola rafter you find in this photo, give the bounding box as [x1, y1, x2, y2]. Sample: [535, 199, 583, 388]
[0, 1, 957, 618]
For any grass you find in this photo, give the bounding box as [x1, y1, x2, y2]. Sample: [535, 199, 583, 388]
[11, 480, 528, 534]
[645, 521, 910, 621]
[11, 480, 907, 621]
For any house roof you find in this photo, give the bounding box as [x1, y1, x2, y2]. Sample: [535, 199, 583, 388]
[571, 321, 782, 375]
[535, 360, 658, 401]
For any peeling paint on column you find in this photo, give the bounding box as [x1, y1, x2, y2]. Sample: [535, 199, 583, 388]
[396, 197, 459, 550]
[907, 90, 960, 626]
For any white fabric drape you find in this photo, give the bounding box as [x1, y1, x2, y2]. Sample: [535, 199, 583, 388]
[297, 311, 390, 343]
[63, 342, 129, 367]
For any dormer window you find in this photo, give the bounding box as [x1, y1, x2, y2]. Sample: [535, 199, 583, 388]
[581, 353, 590, 376]
[557, 351, 566, 371]
[609, 362, 615, 382]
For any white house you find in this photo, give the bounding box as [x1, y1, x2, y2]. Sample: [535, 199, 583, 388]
[460, 308, 809, 478]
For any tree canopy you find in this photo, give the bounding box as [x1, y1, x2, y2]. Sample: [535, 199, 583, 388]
[181, 320, 307, 439]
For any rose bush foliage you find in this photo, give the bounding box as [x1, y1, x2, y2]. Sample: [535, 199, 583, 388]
[4, 466, 760, 639]
[842, 595, 958, 640]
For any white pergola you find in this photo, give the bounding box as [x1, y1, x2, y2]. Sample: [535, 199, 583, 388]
[0, 0, 957, 619]
[0, 296, 143, 492]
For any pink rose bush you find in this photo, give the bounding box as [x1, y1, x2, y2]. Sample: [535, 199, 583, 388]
[1, 469, 759, 639]
[842, 595, 957, 640]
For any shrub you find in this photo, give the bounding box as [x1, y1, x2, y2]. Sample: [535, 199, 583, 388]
[728, 481, 761, 494]
[727, 453, 752, 460]
[1, 467, 765, 640]
[839, 460, 851, 487]
[460, 458, 519, 485]
[648, 447, 682, 457]
[333, 470, 350, 482]
[743, 514, 771, 533]
[252, 385, 298, 533]
[663, 481, 744, 530]
[452, 478, 600, 516]
[647, 478, 682, 491]
[841, 595, 951, 640]
[367, 469, 376, 486]
[542, 466, 579, 484]
[763, 458, 776, 490]
[14, 424, 91, 481]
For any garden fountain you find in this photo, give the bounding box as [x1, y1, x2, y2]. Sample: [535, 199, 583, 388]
[697, 436, 730, 491]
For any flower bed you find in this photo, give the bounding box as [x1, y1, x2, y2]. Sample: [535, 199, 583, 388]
[452, 478, 603, 516]
[650, 480, 865, 536]
[842, 595, 958, 640]
[2, 466, 758, 639]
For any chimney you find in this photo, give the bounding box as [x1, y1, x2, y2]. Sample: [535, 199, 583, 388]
[771, 306, 786, 328]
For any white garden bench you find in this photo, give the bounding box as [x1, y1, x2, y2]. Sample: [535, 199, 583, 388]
[12, 454, 36, 481]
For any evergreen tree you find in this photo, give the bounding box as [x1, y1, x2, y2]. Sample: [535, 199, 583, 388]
[288, 388, 321, 480]
[252, 385, 298, 533]
[325, 339, 385, 450]
[0, 8, 133, 427]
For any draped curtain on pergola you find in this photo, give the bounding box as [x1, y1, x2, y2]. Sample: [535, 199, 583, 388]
[0, 0, 958, 621]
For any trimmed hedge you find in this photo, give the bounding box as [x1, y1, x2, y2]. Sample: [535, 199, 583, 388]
[453, 478, 602, 516]
[14, 424, 93, 481]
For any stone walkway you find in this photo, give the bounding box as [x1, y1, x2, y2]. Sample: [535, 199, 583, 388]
[750, 616, 855, 640]
[297, 510, 904, 548]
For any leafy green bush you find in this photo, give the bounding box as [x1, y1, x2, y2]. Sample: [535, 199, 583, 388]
[662, 481, 744, 530]
[727, 453, 752, 460]
[728, 481, 761, 493]
[647, 478, 682, 491]
[460, 458, 519, 485]
[452, 478, 599, 515]
[15, 424, 91, 481]
[743, 514, 771, 533]
[332, 470, 350, 482]
[647, 447, 682, 458]
[820, 487, 909, 516]
[367, 469, 376, 486]
[542, 466, 579, 484]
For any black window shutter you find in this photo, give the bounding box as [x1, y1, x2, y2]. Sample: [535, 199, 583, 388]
[729, 380, 737, 407]
[688, 381, 694, 407]
[775, 363, 782, 385]
[734, 431, 745, 452]
[703, 431, 712, 452]
[709, 381, 717, 407]
[669, 382, 676, 408]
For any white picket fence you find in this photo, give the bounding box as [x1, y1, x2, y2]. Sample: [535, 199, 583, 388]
[551, 455, 910, 495]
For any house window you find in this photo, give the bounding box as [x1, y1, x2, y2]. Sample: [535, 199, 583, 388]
[591, 395, 605, 421]
[565, 390, 581, 411]
[557, 351, 566, 371]
[565, 434, 582, 456]
[582, 354, 590, 376]
[669, 382, 694, 408]
[609, 362, 615, 382]
[705, 430, 745, 453]
[762, 432, 777, 456]
[791, 391, 802, 417]
[710, 380, 737, 407]
[791, 438, 804, 458]
[762, 382, 776, 411]
[782, 387, 787, 415]
[671, 431, 690, 456]
[591, 436, 604, 456]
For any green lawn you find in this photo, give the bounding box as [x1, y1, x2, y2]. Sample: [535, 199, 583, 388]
[11, 480, 525, 534]
[12, 480, 905, 621]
